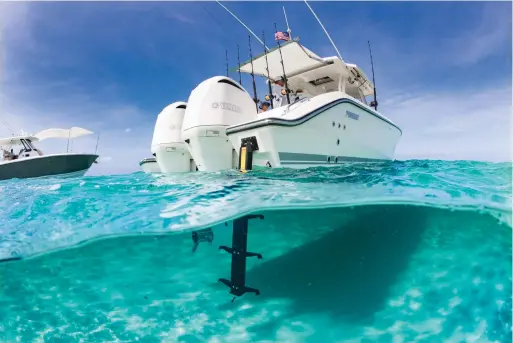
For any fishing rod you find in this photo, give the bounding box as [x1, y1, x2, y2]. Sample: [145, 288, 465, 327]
[1, 120, 15, 136]
[225, 50, 229, 77]
[94, 133, 100, 155]
[262, 31, 274, 109]
[236, 44, 242, 85]
[248, 35, 259, 112]
[282, 6, 292, 39]
[274, 22, 291, 105]
[303, 0, 343, 63]
[215, 0, 269, 51]
[303, 0, 369, 96]
[368, 40, 378, 111]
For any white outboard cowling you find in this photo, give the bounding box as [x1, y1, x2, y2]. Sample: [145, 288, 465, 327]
[182, 76, 258, 172]
[151, 102, 193, 173]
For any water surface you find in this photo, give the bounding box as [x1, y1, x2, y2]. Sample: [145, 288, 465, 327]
[0, 160, 511, 342]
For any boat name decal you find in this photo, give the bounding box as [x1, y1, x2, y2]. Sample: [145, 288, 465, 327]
[346, 111, 360, 120]
[211, 101, 241, 113]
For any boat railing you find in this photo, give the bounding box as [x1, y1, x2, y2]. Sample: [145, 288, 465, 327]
[282, 94, 311, 116]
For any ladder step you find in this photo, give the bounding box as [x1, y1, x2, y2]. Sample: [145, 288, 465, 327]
[218, 214, 264, 298]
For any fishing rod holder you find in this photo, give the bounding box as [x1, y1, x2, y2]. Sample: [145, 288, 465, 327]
[218, 214, 264, 298]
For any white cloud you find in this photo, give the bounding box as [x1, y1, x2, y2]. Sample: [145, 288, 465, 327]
[386, 85, 512, 162]
[447, 3, 512, 66]
[325, 2, 511, 81]
[0, 3, 161, 176]
[0, 2, 30, 42]
[166, 11, 196, 25]
[0, 3, 30, 86]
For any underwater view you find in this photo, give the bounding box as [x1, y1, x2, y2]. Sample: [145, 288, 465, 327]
[0, 160, 511, 343]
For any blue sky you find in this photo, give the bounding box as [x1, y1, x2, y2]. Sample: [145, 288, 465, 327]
[1, 1, 511, 175]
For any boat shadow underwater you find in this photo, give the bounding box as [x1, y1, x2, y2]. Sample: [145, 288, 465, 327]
[214, 205, 429, 326]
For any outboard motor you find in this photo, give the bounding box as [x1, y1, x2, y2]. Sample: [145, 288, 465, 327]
[151, 102, 193, 173]
[182, 76, 258, 172]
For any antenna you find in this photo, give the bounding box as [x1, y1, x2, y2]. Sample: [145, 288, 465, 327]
[368, 41, 378, 111]
[66, 129, 71, 153]
[225, 50, 229, 77]
[95, 133, 100, 154]
[274, 22, 291, 105]
[262, 31, 274, 109]
[1, 121, 14, 136]
[303, 0, 344, 63]
[236, 44, 242, 85]
[215, 0, 269, 51]
[303, 0, 368, 96]
[248, 35, 259, 112]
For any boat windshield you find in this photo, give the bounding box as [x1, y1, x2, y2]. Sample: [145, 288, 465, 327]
[2, 139, 42, 160]
[25, 139, 37, 150]
[20, 139, 35, 152]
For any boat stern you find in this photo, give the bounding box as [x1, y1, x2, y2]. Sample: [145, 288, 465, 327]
[226, 94, 403, 171]
[227, 122, 284, 169]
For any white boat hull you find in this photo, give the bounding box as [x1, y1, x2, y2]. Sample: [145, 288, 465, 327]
[0, 153, 98, 181]
[226, 93, 402, 169]
[154, 143, 192, 173]
[140, 157, 161, 174]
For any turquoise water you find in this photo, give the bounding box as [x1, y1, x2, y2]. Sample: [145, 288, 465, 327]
[0, 160, 511, 342]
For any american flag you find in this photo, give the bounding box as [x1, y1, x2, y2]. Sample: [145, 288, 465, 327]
[274, 31, 290, 42]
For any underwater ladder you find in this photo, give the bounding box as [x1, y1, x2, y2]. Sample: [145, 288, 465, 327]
[189, 0, 303, 300]
[191, 137, 266, 301]
[193, 213, 264, 302]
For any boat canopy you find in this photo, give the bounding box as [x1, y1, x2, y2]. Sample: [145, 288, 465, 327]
[236, 40, 374, 97]
[237, 40, 330, 80]
[34, 127, 94, 141]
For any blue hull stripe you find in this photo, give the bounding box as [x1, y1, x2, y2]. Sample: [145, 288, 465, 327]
[278, 152, 387, 164]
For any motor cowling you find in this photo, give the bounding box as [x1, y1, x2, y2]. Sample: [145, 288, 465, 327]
[151, 101, 193, 173]
[182, 76, 258, 172]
